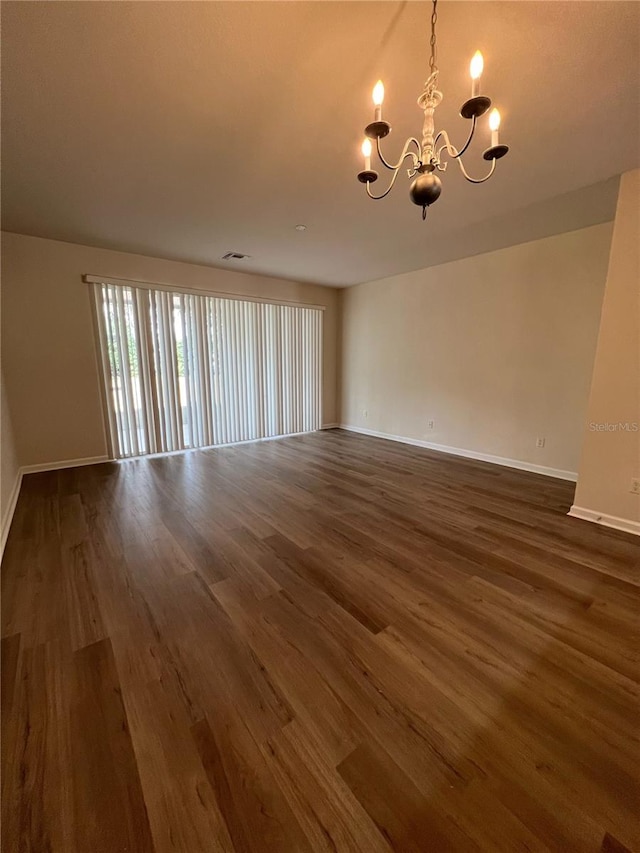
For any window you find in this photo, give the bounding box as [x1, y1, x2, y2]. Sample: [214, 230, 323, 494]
[91, 281, 322, 459]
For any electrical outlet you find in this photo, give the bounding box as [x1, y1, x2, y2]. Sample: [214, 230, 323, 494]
[630, 478, 640, 495]
[362, 409, 368, 419]
[427, 419, 435, 430]
[536, 437, 545, 448]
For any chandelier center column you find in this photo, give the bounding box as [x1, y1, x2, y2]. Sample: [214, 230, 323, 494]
[417, 71, 443, 171]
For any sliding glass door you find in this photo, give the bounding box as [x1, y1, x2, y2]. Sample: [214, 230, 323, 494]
[92, 282, 323, 459]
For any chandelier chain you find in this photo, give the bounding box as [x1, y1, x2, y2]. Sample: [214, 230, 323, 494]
[429, 0, 438, 73]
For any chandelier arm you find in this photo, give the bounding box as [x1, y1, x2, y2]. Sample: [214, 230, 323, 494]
[456, 156, 497, 184]
[376, 136, 422, 171]
[365, 161, 408, 200]
[434, 116, 477, 162]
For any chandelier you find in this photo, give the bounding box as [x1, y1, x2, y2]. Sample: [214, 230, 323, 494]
[357, 0, 509, 219]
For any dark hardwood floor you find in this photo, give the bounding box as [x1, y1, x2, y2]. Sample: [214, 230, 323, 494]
[2, 430, 638, 852]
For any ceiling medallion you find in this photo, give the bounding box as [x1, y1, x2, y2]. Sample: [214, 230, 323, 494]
[357, 0, 509, 220]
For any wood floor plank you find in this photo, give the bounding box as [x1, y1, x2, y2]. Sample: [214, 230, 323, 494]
[265, 533, 390, 633]
[1, 640, 74, 853]
[124, 673, 235, 853]
[2, 430, 638, 852]
[59, 493, 108, 651]
[192, 715, 313, 853]
[337, 741, 473, 852]
[260, 718, 394, 853]
[212, 576, 364, 765]
[601, 831, 635, 852]
[70, 638, 154, 852]
[0, 633, 21, 720]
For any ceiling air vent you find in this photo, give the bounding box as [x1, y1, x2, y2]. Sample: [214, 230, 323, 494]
[221, 251, 251, 261]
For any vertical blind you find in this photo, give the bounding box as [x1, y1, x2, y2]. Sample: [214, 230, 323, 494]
[92, 281, 323, 459]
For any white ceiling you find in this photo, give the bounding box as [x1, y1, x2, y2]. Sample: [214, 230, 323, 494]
[2, 1, 639, 287]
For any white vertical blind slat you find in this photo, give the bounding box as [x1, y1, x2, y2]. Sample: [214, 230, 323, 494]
[213, 298, 228, 445]
[218, 298, 231, 445]
[93, 284, 118, 458]
[156, 292, 173, 450]
[103, 286, 125, 456]
[134, 289, 156, 455]
[150, 291, 170, 451]
[239, 301, 248, 441]
[114, 286, 138, 456]
[228, 299, 240, 443]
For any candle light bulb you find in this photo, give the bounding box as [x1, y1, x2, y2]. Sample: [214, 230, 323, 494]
[372, 80, 385, 106]
[489, 108, 501, 147]
[469, 51, 483, 97]
[469, 51, 484, 80]
[361, 137, 372, 171]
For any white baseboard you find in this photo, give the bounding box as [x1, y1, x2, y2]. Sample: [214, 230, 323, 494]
[1, 470, 24, 559]
[321, 423, 340, 430]
[567, 505, 640, 537]
[339, 424, 578, 482]
[20, 455, 110, 475]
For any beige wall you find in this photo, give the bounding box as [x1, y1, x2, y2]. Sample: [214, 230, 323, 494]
[572, 169, 640, 528]
[340, 223, 613, 477]
[1, 368, 21, 548]
[1, 232, 339, 468]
